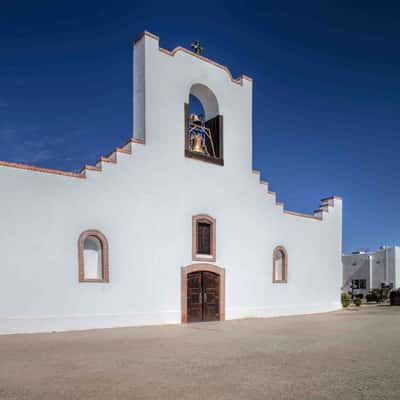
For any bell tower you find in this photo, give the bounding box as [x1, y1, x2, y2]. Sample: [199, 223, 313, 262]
[133, 31, 253, 173]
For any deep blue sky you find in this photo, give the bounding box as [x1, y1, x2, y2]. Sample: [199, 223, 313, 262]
[1, 1, 399, 253]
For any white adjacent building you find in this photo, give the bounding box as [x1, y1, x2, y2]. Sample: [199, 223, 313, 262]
[0, 31, 343, 334]
[342, 246, 400, 295]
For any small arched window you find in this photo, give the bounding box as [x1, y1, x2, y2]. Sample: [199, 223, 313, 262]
[192, 215, 216, 262]
[273, 246, 287, 283]
[78, 230, 109, 282]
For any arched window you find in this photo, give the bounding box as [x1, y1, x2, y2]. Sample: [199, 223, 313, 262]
[185, 84, 223, 166]
[78, 230, 109, 282]
[273, 246, 287, 283]
[192, 215, 216, 262]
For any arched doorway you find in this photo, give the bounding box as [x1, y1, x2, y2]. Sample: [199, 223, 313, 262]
[181, 264, 225, 323]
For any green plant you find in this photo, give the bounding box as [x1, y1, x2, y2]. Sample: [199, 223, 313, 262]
[355, 293, 364, 300]
[341, 292, 351, 308]
[366, 292, 377, 302]
[382, 288, 391, 302]
[354, 297, 362, 306]
[371, 288, 390, 303]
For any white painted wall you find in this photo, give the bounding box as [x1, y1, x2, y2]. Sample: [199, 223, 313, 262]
[0, 32, 343, 334]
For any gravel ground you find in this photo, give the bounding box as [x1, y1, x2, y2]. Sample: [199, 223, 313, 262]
[1, 306, 400, 400]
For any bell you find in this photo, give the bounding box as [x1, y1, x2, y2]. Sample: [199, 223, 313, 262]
[192, 134, 205, 153]
[191, 114, 202, 125]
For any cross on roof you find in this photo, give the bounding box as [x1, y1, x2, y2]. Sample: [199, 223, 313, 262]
[191, 41, 204, 55]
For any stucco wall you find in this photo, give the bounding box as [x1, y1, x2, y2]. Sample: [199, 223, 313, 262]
[0, 32, 342, 334]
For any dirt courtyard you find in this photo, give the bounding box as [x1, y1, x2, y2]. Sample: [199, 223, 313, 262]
[1, 306, 399, 400]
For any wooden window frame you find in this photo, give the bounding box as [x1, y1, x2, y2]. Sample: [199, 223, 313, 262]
[78, 229, 109, 283]
[192, 214, 216, 262]
[272, 246, 288, 284]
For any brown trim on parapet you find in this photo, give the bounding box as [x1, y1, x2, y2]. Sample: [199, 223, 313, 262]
[283, 210, 322, 220]
[134, 30, 160, 44]
[97, 156, 116, 165]
[192, 214, 216, 262]
[253, 170, 322, 219]
[160, 46, 253, 85]
[119, 137, 145, 148]
[133, 31, 252, 86]
[272, 246, 288, 283]
[105, 146, 132, 160]
[181, 263, 225, 323]
[130, 138, 145, 145]
[160, 47, 252, 85]
[78, 230, 110, 283]
[81, 165, 100, 172]
[0, 160, 85, 179]
[0, 136, 144, 179]
[321, 195, 342, 201]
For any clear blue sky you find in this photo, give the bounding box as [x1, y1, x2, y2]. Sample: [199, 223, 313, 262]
[1, 1, 399, 253]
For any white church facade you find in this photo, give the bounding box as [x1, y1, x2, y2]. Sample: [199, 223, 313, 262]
[0, 32, 343, 334]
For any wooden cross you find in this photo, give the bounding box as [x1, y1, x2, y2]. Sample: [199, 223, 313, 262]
[191, 41, 204, 55]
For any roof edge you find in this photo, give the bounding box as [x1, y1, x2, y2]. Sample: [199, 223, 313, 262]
[134, 30, 252, 86]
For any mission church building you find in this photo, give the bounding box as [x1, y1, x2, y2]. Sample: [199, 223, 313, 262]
[0, 32, 343, 334]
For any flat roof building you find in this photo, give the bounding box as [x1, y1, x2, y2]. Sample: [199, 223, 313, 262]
[342, 246, 400, 295]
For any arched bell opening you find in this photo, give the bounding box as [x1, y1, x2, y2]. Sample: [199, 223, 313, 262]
[190, 83, 219, 120]
[184, 84, 224, 166]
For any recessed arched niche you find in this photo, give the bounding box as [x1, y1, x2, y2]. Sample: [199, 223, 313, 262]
[273, 246, 288, 284]
[184, 83, 223, 166]
[78, 230, 109, 283]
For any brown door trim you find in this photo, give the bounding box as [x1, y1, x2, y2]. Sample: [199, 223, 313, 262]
[181, 263, 225, 323]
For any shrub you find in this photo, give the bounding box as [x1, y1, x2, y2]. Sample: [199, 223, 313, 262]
[354, 297, 362, 307]
[355, 293, 364, 300]
[371, 288, 390, 303]
[366, 292, 377, 302]
[382, 288, 391, 302]
[341, 292, 351, 308]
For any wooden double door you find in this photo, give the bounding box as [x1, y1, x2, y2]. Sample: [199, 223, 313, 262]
[187, 271, 220, 322]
